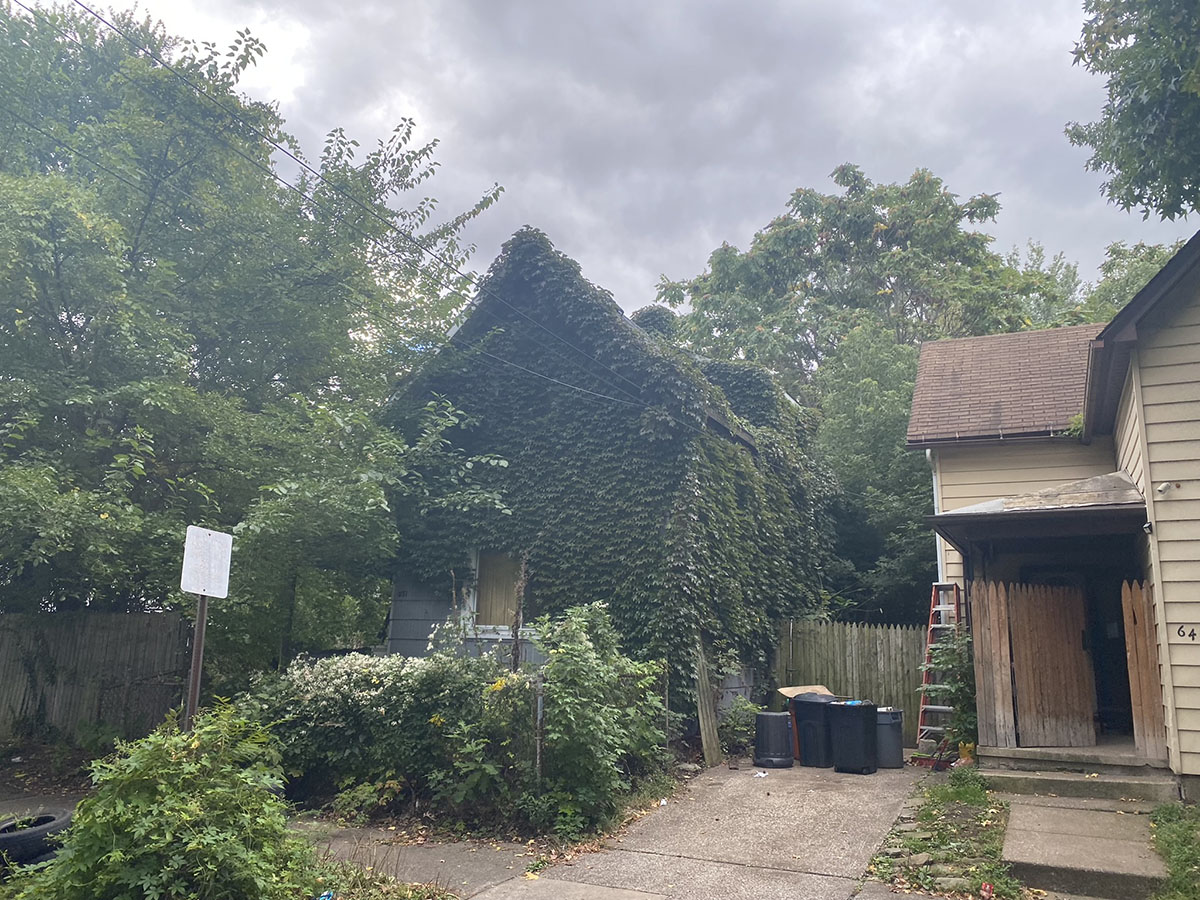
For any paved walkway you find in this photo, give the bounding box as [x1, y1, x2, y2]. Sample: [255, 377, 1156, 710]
[321, 764, 921, 899]
[533, 765, 920, 900]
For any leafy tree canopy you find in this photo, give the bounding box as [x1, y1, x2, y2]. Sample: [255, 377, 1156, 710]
[652, 164, 1176, 622]
[657, 164, 1024, 395]
[1068, 0, 1200, 219]
[0, 4, 501, 682]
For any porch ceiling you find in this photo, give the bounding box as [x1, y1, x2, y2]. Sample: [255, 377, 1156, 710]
[929, 471, 1147, 552]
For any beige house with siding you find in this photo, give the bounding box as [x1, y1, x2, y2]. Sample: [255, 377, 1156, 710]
[908, 231, 1200, 794]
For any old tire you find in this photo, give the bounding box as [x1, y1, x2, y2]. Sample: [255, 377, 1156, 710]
[0, 809, 72, 864]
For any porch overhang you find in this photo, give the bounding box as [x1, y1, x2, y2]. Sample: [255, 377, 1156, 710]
[928, 471, 1147, 554]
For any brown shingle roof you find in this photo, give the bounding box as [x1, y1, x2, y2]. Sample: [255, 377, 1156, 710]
[906, 324, 1102, 447]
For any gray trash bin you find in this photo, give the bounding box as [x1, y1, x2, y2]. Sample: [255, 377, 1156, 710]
[876, 707, 904, 768]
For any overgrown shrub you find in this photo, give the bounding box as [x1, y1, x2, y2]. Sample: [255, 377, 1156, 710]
[1, 705, 317, 900]
[528, 604, 667, 837]
[243, 603, 666, 836]
[717, 695, 761, 756]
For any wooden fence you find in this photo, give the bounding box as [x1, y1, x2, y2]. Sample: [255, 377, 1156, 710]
[0, 612, 189, 743]
[775, 619, 926, 747]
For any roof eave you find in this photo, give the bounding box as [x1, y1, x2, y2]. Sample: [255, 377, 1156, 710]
[906, 431, 1079, 451]
[1084, 230, 1200, 437]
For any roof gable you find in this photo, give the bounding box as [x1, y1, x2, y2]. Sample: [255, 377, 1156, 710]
[907, 324, 1102, 447]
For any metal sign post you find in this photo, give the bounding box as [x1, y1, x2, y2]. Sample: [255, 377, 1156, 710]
[180, 526, 232, 731]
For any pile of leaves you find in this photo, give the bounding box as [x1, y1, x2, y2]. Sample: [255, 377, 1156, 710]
[243, 603, 667, 839]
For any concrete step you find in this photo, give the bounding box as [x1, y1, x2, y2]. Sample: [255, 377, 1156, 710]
[1002, 803, 1167, 899]
[980, 768, 1180, 803]
[978, 744, 1171, 777]
[992, 792, 1159, 814]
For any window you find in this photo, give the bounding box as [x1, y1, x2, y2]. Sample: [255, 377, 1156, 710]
[475, 551, 521, 627]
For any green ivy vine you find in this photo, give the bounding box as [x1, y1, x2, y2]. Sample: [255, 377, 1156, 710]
[386, 229, 837, 699]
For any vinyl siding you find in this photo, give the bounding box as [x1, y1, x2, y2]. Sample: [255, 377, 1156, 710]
[1138, 283, 1200, 776]
[1116, 367, 1147, 493]
[934, 439, 1116, 587]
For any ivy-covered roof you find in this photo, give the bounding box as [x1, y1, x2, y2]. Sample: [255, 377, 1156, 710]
[387, 228, 834, 690]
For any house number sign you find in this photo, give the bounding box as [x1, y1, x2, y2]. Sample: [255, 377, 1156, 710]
[1179, 625, 1198, 641]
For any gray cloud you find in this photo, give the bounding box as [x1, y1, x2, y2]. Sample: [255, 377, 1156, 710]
[143, 0, 1193, 308]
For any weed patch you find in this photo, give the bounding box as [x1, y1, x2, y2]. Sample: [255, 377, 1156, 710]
[1149, 803, 1200, 900]
[868, 766, 1021, 898]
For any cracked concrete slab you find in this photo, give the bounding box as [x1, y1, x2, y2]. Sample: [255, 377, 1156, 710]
[312, 825, 535, 898]
[546, 848, 862, 900]
[474, 878, 665, 899]
[1002, 802, 1166, 899]
[596, 765, 919, 879]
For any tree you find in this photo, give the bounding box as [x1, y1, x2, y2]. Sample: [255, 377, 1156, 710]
[657, 165, 1039, 621]
[1068, 0, 1200, 219]
[1082, 240, 1182, 320]
[658, 165, 1025, 396]
[814, 320, 934, 622]
[1005, 242, 1085, 329]
[0, 5, 502, 680]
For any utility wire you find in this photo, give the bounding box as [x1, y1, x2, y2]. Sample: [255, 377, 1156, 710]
[1, 5, 708, 433]
[0, 115, 652, 415]
[66, 0, 650, 403]
[5, 0, 651, 409]
[449, 339, 645, 408]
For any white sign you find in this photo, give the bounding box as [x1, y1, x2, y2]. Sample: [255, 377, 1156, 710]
[180, 526, 233, 598]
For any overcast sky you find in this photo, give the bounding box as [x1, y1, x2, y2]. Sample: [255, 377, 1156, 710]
[131, 0, 1193, 312]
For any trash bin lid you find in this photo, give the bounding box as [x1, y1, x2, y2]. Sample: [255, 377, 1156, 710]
[794, 691, 835, 703]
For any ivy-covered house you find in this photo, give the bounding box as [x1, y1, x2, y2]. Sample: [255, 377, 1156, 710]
[384, 229, 834, 687]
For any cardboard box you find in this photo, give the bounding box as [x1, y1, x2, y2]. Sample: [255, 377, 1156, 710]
[776, 684, 834, 700]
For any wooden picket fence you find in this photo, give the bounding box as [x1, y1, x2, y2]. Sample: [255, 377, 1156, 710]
[775, 619, 926, 747]
[0, 612, 189, 743]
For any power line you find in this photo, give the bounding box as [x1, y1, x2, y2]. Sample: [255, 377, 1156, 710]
[5, 0, 650, 409]
[449, 339, 645, 408]
[0, 97, 651, 415]
[66, 0, 650, 403]
[0, 5, 709, 435]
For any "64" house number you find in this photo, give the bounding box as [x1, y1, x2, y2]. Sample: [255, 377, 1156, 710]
[1178, 625, 1198, 641]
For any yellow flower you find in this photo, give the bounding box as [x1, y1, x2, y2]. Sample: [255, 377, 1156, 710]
[428, 713, 446, 728]
[486, 677, 507, 693]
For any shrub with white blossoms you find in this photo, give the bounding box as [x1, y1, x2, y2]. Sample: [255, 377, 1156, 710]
[241, 604, 666, 837]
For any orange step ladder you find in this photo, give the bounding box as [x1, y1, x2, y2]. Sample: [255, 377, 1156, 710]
[917, 582, 963, 747]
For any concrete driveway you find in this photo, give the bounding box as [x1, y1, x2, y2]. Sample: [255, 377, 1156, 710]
[525, 763, 921, 900]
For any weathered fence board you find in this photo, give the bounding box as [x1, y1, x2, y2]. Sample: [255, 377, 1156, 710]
[0, 612, 189, 742]
[1122, 581, 1168, 762]
[776, 619, 925, 747]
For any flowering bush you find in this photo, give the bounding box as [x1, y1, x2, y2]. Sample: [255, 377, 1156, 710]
[242, 604, 666, 835]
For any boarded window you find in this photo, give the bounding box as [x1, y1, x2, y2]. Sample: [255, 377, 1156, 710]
[476, 552, 520, 627]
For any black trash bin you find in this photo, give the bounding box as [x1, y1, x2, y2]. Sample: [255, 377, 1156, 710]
[829, 700, 877, 774]
[790, 692, 835, 767]
[876, 707, 904, 768]
[753, 711, 794, 768]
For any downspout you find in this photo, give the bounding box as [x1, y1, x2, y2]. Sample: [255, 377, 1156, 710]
[927, 449, 946, 582]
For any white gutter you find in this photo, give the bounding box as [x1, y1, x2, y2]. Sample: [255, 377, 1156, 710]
[927, 449, 946, 582]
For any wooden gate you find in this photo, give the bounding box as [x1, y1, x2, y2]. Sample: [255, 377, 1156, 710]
[970, 581, 1097, 748]
[1121, 581, 1168, 761]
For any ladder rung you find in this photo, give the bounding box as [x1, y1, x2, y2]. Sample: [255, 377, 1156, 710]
[930, 623, 956, 629]
[919, 725, 946, 733]
[932, 605, 957, 612]
[921, 705, 953, 713]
